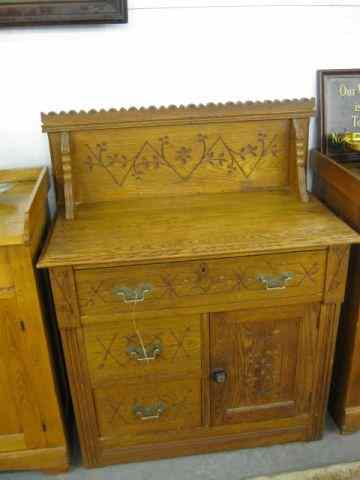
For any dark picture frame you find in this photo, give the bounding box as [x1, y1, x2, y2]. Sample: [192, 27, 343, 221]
[0, 0, 127, 26]
[318, 68, 360, 159]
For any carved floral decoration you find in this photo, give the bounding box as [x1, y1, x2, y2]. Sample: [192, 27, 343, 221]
[242, 324, 281, 399]
[84, 132, 279, 186]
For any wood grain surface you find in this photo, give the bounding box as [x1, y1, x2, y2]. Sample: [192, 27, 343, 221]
[84, 313, 202, 385]
[41, 102, 358, 467]
[0, 167, 48, 247]
[210, 304, 319, 426]
[42, 99, 315, 218]
[38, 191, 358, 268]
[0, 168, 68, 473]
[75, 250, 327, 316]
[314, 151, 360, 433]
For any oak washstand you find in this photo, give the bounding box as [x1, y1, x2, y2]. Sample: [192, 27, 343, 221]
[38, 99, 358, 467]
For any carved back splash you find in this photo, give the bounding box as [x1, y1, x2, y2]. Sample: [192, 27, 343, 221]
[42, 99, 315, 219]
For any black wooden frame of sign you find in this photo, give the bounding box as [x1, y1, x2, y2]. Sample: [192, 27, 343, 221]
[318, 69, 360, 157]
[0, 0, 127, 26]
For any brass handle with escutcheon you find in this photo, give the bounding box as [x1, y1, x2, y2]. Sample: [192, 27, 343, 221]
[127, 340, 162, 362]
[113, 283, 153, 303]
[256, 272, 293, 290]
[0, 183, 12, 194]
[133, 402, 166, 421]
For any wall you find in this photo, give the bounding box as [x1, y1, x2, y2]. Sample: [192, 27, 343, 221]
[0, 1, 359, 170]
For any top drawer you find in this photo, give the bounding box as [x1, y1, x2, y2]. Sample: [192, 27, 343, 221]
[75, 251, 327, 317]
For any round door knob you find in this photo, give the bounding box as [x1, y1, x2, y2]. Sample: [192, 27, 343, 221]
[211, 368, 227, 384]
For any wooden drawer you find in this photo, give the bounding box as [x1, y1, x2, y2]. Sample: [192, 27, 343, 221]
[93, 378, 202, 440]
[83, 314, 202, 385]
[76, 251, 327, 317]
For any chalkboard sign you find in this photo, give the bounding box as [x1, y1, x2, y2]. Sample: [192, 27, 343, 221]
[318, 69, 360, 160]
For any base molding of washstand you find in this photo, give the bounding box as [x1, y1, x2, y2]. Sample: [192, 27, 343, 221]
[0, 446, 69, 474]
[93, 426, 312, 468]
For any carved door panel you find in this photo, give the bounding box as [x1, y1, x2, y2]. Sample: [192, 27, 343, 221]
[0, 298, 45, 452]
[210, 303, 320, 426]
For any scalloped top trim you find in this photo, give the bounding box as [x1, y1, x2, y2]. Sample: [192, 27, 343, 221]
[41, 98, 315, 130]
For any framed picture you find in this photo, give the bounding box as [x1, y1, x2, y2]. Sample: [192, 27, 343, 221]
[318, 69, 360, 160]
[0, 0, 127, 26]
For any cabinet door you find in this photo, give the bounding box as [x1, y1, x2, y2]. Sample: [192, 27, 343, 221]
[210, 304, 319, 426]
[0, 297, 45, 453]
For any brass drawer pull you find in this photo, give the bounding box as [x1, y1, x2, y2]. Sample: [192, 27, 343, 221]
[257, 272, 293, 290]
[0, 183, 12, 194]
[127, 340, 162, 362]
[133, 401, 166, 421]
[113, 283, 152, 303]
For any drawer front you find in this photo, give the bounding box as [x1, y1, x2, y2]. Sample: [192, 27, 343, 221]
[76, 251, 327, 317]
[84, 314, 202, 385]
[93, 378, 202, 439]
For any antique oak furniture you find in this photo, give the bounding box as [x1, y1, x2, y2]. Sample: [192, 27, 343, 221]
[0, 167, 68, 473]
[313, 70, 360, 433]
[314, 155, 360, 433]
[39, 99, 359, 467]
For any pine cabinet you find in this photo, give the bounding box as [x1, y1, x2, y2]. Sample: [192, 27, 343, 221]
[0, 168, 68, 473]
